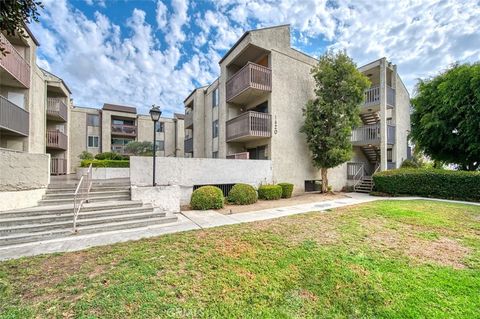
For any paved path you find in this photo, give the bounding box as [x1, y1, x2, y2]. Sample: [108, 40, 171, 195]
[1, 193, 478, 261]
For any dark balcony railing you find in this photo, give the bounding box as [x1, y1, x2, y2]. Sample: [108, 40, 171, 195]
[364, 86, 395, 107]
[226, 62, 272, 102]
[51, 158, 67, 175]
[226, 152, 250, 159]
[47, 98, 68, 122]
[226, 111, 271, 142]
[46, 130, 68, 150]
[111, 124, 137, 136]
[184, 137, 193, 153]
[0, 33, 30, 88]
[351, 124, 395, 145]
[0, 95, 29, 136]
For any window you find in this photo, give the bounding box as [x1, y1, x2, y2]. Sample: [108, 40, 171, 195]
[112, 118, 134, 126]
[156, 122, 164, 132]
[252, 101, 268, 113]
[247, 145, 268, 160]
[87, 114, 100, 126]
[212, 88, 219, 108]
[87, 136, 99, 148]
[155, 140, 165, 151]
[212, 120, 219, 138]
[212, 151, 218, 158]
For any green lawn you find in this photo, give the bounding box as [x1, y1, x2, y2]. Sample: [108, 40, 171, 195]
[1, 200, 479, 318]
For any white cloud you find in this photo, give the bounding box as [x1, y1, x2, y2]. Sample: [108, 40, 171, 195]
[165, 0, 189, 46]
[156, 1, 168, 29]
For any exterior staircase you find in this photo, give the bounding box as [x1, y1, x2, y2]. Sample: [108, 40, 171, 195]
[353, 176, 374, 193]
[0, 178, 177, 247]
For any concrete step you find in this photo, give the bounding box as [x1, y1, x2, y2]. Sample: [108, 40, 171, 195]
[45, 186, 130, 194]
[0, 206, 155, 227]
[0, 201, 144, 218]
[0, 215, 178, 247]
[48, 180, 130, 189]
[43, 190, 130, 200]
[0, 210, 166, 235]
[38, 195, 131, 206]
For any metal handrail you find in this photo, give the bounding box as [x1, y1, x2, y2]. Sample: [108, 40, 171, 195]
[73, 163, 93, 232]
[352, 163, 365, 191]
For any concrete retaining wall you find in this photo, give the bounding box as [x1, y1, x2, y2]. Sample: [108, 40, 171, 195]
[76, 167, 130, 180]
[0, 149, 50, 191]
[131, 185, 181, 212]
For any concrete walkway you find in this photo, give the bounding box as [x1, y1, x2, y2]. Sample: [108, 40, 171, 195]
[1, 193, 478, 261]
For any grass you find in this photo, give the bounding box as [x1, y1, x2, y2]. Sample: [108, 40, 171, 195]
[0, 200, 479, 318]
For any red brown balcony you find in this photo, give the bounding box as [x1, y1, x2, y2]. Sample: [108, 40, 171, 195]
[0, 95, 29, 136]
[350, 124, 395, 146]
[47, 98, 68, 122]
[111, 124, 137, 137]
[363, 86, 395, 111]
[51, 158, 67, 175]
[46, 130, 68, 150]
[0, 33, 30, 88]
[226, 111, 271, 142]
[226, 62, 271, 104]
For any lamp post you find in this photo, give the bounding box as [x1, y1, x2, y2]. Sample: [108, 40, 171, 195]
[149, 105, 162, 186]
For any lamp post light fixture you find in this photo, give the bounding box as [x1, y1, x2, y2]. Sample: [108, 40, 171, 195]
[149, 105, 162, 186]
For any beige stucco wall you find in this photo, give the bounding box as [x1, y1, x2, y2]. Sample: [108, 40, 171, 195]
[175, 117, 185, 157]
[27, 65, 47, 154]
[394, 73, 411, 166]
[69, 107, 100, 171]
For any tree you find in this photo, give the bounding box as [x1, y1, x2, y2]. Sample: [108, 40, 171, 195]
[411, 63, 480, 171]
[300, 50, 370, 192]
[0, 0, 43, 56]
[124, 141, 153, 156]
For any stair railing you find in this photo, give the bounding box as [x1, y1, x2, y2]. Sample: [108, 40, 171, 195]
[352, 163, 365, 191]
[73, 163, 93, 232]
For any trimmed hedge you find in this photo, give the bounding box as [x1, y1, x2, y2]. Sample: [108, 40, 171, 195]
[94, 152, 126, 160]
[277, 183, 294, 198]
[227, 184, 258, 205]
[190, 186, 224, 210]
[258, 184, 282, 200]
[373, 168, 480, 201]
[80, 159, 130, 168]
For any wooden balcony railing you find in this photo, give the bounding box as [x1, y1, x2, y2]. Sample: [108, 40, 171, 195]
[226, 111, 271, 142]
[46, 130, 68, 150]
[226, 152, 250, 159]
[351, 124, 395, 145]
[111, 124, 137, 136]
[226, 62, 271, 102]
[184, 137, 193, 153]
[47, 98, 68, 122]
[0, 33, 30, 88]
[0, 95, 29, 136]
[364, 86, 395, 107]
[51, 158, 67, 175]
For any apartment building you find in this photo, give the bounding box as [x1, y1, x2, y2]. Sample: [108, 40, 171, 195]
[183, 25, 411, 193]
[69, 103, 185, 170]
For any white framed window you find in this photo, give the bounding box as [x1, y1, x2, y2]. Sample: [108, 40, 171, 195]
[155, 140, 165, 151]
[87, 114, 100, 126]
[212, 120, 219, 138]
[212, 151, 218, 158]
[212, 88, 219, 107]
[156, 122, 164, 132]
[88, 135, 99, 148]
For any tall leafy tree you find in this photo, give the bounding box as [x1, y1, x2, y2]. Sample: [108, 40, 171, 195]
[0, 0, 43, 56]
[411, 63, 480, 171]
[301, 50, 370, 192]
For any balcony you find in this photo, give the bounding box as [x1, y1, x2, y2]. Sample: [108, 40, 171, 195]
[0, 33, 30, 88]
[184, 137, 193, 153]
[351, 124, 395, 145]
[111, 124, 137, 137]
[51, 158, 67, 175]
[47, 98, 68, 122]
[363, 86, 395, 110]
[226, 111, 271, 142]
[226, 62, 271, 104]
[46, 130, 68, 150]
[184, 111, 193, 129]
[0, 95, 29, 136]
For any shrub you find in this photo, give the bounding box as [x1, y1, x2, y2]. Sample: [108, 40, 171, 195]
[277, 183, 294, 198]
[227, 184, 258, 205]
[400, 159, 421, 169]
[80, 159, 130, 168]
[258, 184, 282, 200]
[94, 152, 125, 160]
[190, 186, 224, 210]
[125, 141, 153, 156]
[78, 151, 94, 160]
[373, 168, 480, 202]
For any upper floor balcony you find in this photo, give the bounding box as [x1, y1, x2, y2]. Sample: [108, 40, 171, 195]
[363, 86, 395, 110]
[0, 95, 29, 136]
[226, 111, 271, 142]
[184, 137, 193, 153]
[351, 124, 395, 146]
[111, 124, 137, 137]
[226, 62, 271, 104]
[46, 98, 68, 122]
[184, 110, 193, 129]
[0, 33, 30, 88]
[46, 129, 68, 150]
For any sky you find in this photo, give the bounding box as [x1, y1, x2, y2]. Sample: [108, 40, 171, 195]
[30, 0, 480, 117]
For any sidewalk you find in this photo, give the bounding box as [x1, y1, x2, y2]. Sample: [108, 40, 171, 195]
[1, 193, 478, 261]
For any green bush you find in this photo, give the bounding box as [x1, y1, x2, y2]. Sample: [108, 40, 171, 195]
[373, 168, 480, 202]
[400, 159, 421, 169]
[94, 152, 125, 160]
[80, 159, 130, 168]
[277, 183, 294, 198]
[190, 186, 224, 210]
[78, 151, 94, 160]
[227, 184, 258, 205]
[258, 184, 283, 200]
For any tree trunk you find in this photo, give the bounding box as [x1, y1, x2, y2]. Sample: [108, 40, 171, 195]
[321, 168, 328, 193]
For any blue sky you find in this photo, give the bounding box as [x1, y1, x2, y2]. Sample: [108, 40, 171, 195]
[30, 0, 480, 117]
